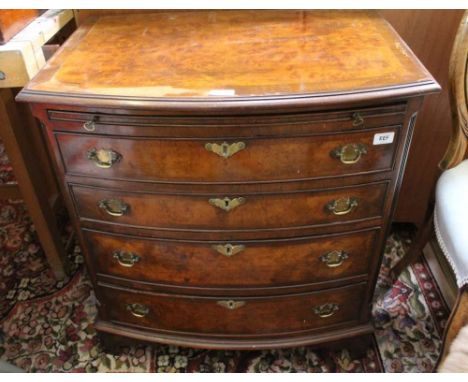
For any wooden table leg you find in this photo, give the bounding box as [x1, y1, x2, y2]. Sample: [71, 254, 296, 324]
[391, 212, 435, 279]
[0, 88, 67, 279]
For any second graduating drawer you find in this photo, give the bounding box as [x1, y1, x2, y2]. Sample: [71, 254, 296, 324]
[87, 228, 379, 291]
[71, 182, 388, 232]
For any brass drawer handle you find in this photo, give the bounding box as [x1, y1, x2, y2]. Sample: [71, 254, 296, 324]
[209, 197, 246, 212]
[352, 112, 364, 127]
[113, 250, 140, 267]
[320, 250, 349, 268]
[126, 303, 149, 318]
[98, 199, 129, 217]
[331, 143, 367, 164]
[217, 300, 246, 310]
[313, 303, 339, 318]
[205, 142, 246, 158]
[212, 243, 245, 257]
[326, 197, 358, 216]
[87, 148, 122, 168]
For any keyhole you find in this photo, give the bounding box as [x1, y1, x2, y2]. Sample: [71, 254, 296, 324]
[224, 199, 230, 208]
[226, 246, 232, 255]
[228, 301, 235, 309]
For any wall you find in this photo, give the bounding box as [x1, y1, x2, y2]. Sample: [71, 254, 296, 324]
[380, 10, 465, 225]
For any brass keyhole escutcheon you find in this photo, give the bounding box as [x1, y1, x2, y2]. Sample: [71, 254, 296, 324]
[320, 250, 349, 268]
[326, 197, 358, 216]
[98, 199, 129, 217]
[313, 303, 339, 318]
[331, 143, 367, 165]
[209, 197, 246, 212]
[217, 300, 246, 310]
[87, 148, 122, 168]
[126, 303, 149, 318]
[113, 250, 140, 267]
[205, 142, 246, 158]
[212, 244, 246, 257]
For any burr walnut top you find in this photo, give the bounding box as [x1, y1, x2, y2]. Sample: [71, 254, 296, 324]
[18, 10, 439, 109]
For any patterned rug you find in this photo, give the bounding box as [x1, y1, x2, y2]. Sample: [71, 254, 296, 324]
[0, 140, 16, 185]
[0, 199, 450, 372]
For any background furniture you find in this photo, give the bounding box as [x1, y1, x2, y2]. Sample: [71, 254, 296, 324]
[390, 11, 468, 369]
[439, 326, 468, 372]
[434, 11, 468, 368]
[0, 10, 75, 279]
[18, 10, 439, 349]
[0, 9, 40, 44]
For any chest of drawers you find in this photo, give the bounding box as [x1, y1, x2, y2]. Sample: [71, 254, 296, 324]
[17, 10, 439, 349]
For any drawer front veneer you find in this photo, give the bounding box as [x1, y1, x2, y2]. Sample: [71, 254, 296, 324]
[86, 228, 379, 289]
[56, 126, 399, 183]
[99, 283, 366, 335]
[72, 183, 388, 232]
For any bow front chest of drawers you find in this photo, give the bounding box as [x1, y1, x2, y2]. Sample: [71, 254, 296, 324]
[17, 10, 439, 349]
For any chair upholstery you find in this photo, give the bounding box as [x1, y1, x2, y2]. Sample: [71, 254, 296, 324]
[429, 12, 468, 369]
[439, 325, 468, 372]
[435, 159, 468, 288]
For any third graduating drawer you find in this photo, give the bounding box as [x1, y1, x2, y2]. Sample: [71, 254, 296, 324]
[86, 227, 379, 293]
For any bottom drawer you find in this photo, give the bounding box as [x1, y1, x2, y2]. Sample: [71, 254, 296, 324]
[99, 283, 366, 336]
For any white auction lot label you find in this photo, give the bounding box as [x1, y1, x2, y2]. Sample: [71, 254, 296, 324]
[373, 132, 395, 145]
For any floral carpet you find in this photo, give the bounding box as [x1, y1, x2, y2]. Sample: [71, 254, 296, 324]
[0, 141, 16, 185]
[0, 198, 450, 372]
